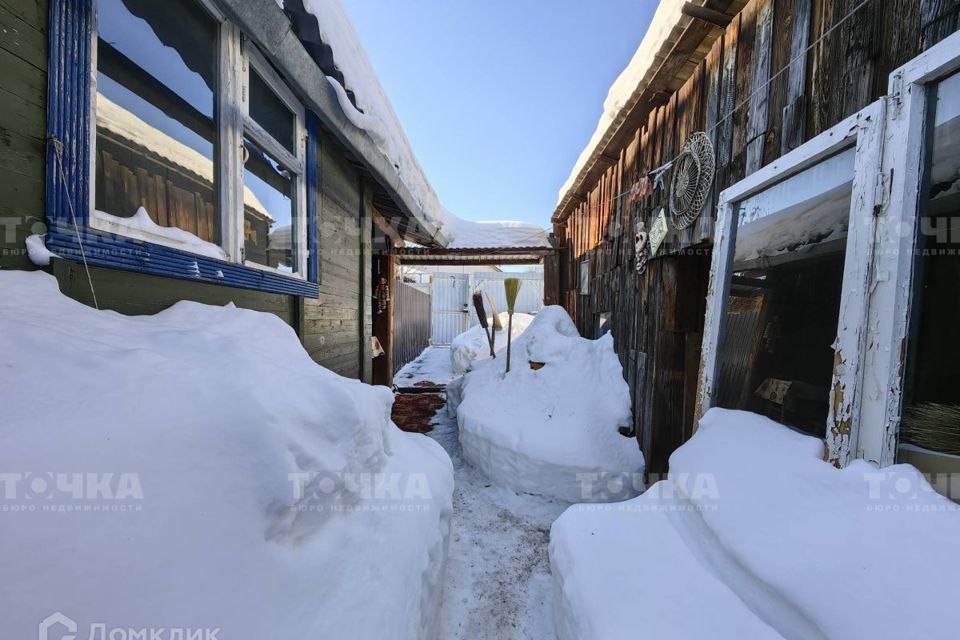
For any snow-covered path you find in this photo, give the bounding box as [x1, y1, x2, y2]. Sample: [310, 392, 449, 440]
[427, 396, 569, 639]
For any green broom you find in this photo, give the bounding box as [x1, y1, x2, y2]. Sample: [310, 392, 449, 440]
[504, 278, 522, 373]
[901, 403, 960, 456]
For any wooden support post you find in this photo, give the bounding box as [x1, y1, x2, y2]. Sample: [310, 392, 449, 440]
[372, 253, 395, 386]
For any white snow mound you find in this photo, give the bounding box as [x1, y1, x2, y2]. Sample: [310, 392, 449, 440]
[0, 271, 453, 640]
[450, 312, 535, 376]
[455, 306, 644, 503]
[550, 408, 960, 640]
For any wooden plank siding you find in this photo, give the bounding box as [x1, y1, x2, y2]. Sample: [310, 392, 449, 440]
[0, 2, 372, 381]
[302, 134, 370, 380]
[551, 0, 950, 472]
[0, 0, 47, 271]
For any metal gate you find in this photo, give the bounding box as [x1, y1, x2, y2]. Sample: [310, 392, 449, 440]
[430, 273, 471, 344]
[429, 271, 545, 345]
[467, 272, 544, 325]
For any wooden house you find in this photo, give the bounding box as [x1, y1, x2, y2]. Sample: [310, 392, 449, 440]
[0, 0, 456, 383]
[547, 0, 960, 480]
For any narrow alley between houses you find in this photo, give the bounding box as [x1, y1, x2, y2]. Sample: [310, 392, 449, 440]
[4, 0, 960, 638]
[393, 347, 567, 639]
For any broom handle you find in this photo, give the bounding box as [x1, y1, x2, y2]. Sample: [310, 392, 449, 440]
[506, 313, 513, 373]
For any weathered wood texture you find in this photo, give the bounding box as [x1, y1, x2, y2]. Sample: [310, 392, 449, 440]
[302, 136, 368, 379]
[552, 0, 948, 470]
[0, 0, 47, 271]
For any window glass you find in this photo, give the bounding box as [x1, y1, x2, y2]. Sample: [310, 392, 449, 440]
[249, 67, 295, 155]
[901, 72, 960, 469]
[94, 0, 221, 248]
[714, 154, 855, 437]
[243, 136, 297, 272]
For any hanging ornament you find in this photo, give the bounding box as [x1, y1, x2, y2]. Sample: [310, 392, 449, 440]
[375, 277, 391, 315]
[634, 219, 650, 274]
[628, 175, 653, 203]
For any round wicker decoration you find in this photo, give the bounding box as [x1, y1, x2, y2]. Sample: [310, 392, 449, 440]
[669, 132, 716, 230]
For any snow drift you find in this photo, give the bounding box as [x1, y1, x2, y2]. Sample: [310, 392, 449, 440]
[0, 271, 453, 639]
[450, 312, 535, 376]
[453, 306, 644, 503]
[550, 408, 960, 639]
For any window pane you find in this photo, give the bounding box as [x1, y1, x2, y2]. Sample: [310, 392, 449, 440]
[243, 136, 297, 273]
[901, 72, 960, 474]
[95, 0, 221, 250]
[714, 154, 855, 437]
[249, 67, 295, 154]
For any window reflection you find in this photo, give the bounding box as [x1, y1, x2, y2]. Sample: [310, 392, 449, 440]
[94, 0, 221, 249]
[249, 68, 295, 155]
[243, 137, 297, 273]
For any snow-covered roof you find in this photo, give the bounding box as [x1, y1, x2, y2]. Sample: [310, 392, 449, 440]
[294, 0, 548, 251]
[445, 218, 550, 250]
[553, 0, 694, 221]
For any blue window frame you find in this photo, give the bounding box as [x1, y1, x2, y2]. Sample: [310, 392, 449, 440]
[45, 0, 319, 297]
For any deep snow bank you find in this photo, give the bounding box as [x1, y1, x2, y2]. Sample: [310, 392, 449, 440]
[550, 408, 960, 640]
[450, 312, 535, 376]
[455, 307, 644, 503]
[0, 271, 453, 640]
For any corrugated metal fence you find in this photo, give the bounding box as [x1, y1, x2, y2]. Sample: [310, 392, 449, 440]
[393, 282, 431, 375]
[431, 272, 545, 344]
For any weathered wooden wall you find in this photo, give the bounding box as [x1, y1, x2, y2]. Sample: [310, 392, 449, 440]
[302, 132, 372, 380]
[0, 0, 47, 271]
[554, 0, 957, 472]
[0, 0, 373, 382]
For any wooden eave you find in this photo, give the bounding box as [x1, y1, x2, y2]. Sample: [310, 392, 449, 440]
[388, 246, 555, 266]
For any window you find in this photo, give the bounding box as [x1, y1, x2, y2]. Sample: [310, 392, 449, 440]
[94, 0, 223, 255]
[578, 260, 590, 295]
[697, 99, 885, 465]
[240, 47, 307, 276]
[899, 71, 960, 480]
[713, 148, 856, 437]
[43, 0, 316, 296]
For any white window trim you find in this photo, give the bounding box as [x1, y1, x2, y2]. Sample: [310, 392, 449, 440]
[856, 30, 960, 467]
[87, 0, 308, 280]
[696, 100, 886, 467]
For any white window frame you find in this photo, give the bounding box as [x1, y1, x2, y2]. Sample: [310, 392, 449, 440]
[855, 31, 960, 467]
[696, 100, 886, 467]
[88, 0, 308, 279]
[238, 41, 308, 277]
[697, 30, 960, 468]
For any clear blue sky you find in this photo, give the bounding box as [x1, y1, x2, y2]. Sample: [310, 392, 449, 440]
[340, 0, 658, 229]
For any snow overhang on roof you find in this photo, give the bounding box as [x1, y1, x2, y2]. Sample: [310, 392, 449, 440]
[223, 0, 560, 251]
[552, 0, 745, 225]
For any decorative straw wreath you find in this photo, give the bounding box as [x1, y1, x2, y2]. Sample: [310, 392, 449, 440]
[669, 132, 716, 230]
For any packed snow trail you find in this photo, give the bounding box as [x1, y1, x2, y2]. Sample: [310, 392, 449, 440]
[428, 399, 569, 639]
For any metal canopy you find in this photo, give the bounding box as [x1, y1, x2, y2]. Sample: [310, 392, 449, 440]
[387, 246, 554, 266]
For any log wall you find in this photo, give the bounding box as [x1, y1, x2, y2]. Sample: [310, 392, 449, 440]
[553, 0, 958, 472]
